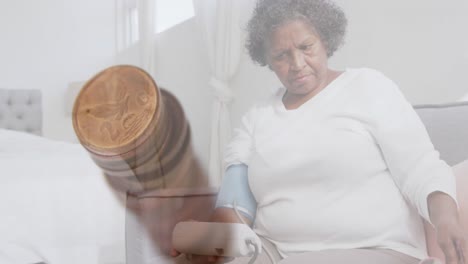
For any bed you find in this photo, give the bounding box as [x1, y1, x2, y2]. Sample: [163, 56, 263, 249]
[0, 89, 126, 264]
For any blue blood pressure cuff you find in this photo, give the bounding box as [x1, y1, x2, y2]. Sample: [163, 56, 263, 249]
[215, 164, 257, 221]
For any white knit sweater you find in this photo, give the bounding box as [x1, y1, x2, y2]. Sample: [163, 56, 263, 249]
[223, 68, 457, 260]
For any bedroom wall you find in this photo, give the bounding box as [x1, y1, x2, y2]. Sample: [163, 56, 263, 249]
[330, 0, 468, 104]
[230, 0, 468, 128]
[2, 0, 467, 170]
[0, 1, 212, 168]
[115, 18, 212, 169]
[0, 0, 116, 142]
[153, 19, 212, 169]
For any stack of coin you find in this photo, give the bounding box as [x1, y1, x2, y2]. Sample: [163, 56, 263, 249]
[72, 65, 208, 194]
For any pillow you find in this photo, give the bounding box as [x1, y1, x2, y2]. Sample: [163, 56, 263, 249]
[414, 102, 468, 166]
[424, 159, 468, 263]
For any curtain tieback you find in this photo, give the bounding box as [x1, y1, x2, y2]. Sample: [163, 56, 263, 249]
[210, 77, 234, 104]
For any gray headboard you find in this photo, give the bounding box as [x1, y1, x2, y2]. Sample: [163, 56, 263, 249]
[0, 89, 42, 135]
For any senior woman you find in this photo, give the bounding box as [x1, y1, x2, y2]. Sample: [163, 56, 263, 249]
[172, 0, 467, 263]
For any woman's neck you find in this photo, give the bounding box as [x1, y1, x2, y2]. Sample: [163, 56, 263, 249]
[282, 69, 342, 110]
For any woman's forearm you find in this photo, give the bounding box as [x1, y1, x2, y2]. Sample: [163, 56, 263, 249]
[210, 207, 253, 226]
[427, 191, 459, 227]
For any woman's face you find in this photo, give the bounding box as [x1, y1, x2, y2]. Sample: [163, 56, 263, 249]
[266, 20, 330, 99]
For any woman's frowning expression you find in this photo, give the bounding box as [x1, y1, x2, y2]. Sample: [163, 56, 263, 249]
[266, 19, 331, 103]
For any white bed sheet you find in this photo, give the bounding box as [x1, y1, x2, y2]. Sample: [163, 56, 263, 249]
[0, 129, 126, 264]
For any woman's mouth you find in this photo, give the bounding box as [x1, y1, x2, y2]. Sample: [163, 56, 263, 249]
[291, 74, 310, 85]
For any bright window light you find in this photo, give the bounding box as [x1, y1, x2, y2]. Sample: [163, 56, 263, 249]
[155, 0, 195, 33]
[129, 7, 139, 44]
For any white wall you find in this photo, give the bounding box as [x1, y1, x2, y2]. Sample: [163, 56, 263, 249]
[0, 0, 116, 142]
[230, 0, 468, 128]
[0, 0, 212, 167]
[154, 18, 212, 169]
[155, 21, 212, 169]
[331, 0, 468, 104]
[2, 0, 467, 168]
[115, 17, 212, 169]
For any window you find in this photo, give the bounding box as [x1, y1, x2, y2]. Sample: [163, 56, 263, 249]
[115, 0, 195, 52]
[155, 0, 195, 33]
[115, 0, 138, 51]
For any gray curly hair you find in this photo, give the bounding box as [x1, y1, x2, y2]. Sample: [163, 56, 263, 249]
[246, 0, 347, 66]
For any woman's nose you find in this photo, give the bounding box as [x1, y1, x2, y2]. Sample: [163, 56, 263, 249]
[290, 51, 306, 71]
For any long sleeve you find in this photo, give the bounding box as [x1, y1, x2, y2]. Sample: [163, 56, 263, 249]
[367, 72, 457, 224]
[223, 108, 257, 171]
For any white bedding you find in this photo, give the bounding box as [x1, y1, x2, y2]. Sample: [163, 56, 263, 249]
[0, 129, 126, 264]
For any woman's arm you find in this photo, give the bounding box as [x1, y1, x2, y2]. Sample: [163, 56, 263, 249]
[362, 70, 457, 222]
[362, 71, 464, 262]
[171, 164, 257, 263]
[214, 164, 257, 225]
[428, 191, 468, 264]
[210, 207, 253, 226]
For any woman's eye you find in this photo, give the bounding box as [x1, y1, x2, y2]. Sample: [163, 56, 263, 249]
[274, 53, 286, 60]
[302, 44, 313, 51]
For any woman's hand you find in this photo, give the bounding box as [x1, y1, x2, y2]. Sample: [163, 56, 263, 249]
[434, 219, 467, 264]
[169, 219, 233, 264]
[428, 191, 468, 264]
[170, 248, 234, 264]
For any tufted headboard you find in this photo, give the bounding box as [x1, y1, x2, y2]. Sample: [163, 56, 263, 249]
[0, 89, 42, 135]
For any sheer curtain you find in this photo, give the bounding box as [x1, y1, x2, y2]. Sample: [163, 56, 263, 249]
[193, 0, 243, 185]
[137, 0, 156, 75]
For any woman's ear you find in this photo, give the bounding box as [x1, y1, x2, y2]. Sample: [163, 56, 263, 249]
[264, 54, 273, 71]
[322, 40, 332, 57]
[265, 53, 274, 71]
